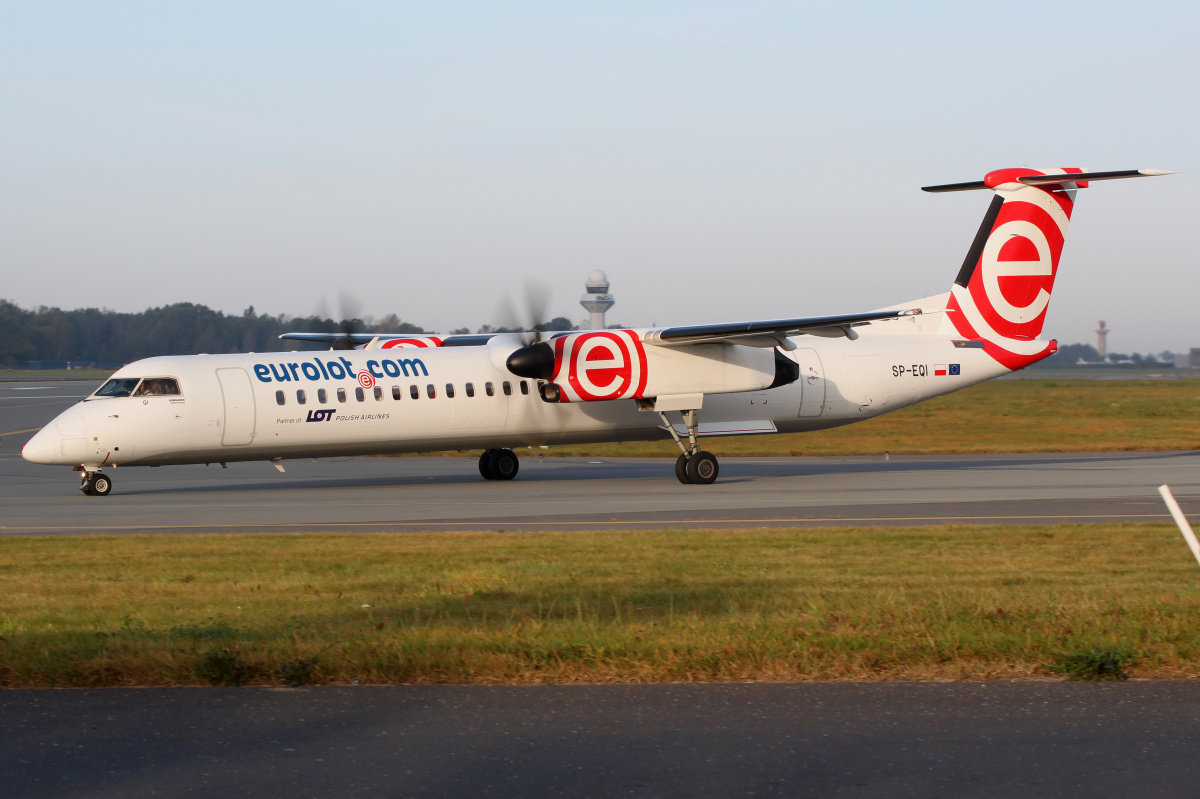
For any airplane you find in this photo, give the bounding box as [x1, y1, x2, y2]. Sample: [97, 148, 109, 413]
[22, 166, 1173, 495]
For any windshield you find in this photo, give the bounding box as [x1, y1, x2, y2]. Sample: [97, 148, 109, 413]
[134, 378, 181, 396]
[93, 378, 141, 398]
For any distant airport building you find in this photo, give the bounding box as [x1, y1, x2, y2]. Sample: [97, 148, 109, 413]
[580, 270, 615, 330]
[1175, 348, 1200, 369]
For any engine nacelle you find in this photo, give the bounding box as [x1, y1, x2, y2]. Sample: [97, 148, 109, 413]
[506, 330, 798, 403]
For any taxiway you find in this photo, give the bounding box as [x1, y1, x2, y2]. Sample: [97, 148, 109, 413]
[3, 381, 1197, 533]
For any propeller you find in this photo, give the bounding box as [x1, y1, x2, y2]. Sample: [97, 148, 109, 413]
[495, 279, 551, 346]
[317, 292, 367, 350]
[501, 279, 558, 380]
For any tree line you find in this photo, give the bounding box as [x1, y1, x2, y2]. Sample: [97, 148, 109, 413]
[0, 300, 580, 367]
[2, 297, 1167, 369]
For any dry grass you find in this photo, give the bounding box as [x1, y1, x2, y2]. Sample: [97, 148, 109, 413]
[2, 523, 1199, 686]
[539, 378, 1200, 457]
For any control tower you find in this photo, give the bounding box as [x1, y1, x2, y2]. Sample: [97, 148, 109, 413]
[580, 270, 615, 330]
[1096, 321, 1110, 360]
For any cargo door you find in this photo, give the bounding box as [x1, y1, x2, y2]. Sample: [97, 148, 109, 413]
[793, 348, 826, 417]
[842, 355, 888, 412]
[216, 368, 256, 445]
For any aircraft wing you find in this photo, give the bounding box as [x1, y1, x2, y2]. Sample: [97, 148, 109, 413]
[279, 333, 380, 346]
[278, 332, 495, 349]
[641, 308, 920, 347]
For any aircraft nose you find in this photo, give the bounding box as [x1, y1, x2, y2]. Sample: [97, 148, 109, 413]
[21, 427, 60, 465]
[22, 406, 89, 466]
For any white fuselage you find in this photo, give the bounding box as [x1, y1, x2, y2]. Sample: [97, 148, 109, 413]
[22, 328, 1008, 470]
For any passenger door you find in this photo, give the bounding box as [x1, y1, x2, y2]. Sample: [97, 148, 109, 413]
[216, 368, 257, 445]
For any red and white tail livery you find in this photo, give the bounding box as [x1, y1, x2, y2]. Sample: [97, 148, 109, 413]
[924, 167, 1172, 370]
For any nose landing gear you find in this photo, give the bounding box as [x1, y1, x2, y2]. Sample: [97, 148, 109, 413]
[80, 471, 113, 496]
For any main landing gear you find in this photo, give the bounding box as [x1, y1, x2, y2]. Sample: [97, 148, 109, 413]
[479, 448, 519, 481]
[659, 409, 719, 485]
[80, 470, 113, 496]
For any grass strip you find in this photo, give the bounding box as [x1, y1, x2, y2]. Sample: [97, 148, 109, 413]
[2, 524, 1198, 686]
[539, 379, 1200, 457]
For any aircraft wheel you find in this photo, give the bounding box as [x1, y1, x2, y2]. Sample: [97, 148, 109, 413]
[489, 449, 519, 481]
[88, 473, 113, 496]
[685, 451, 719, 485]
[479, 449, 497, 479]
[675, 453, 692, 484]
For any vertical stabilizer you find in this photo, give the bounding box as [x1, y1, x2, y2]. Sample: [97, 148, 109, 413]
[923, 167, 1172, 371]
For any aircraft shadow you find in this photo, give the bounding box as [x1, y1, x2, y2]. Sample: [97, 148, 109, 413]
[115, 450, 1198, 497]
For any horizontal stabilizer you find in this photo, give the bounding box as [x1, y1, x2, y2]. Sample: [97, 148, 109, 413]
[923, 168, 1174, 193]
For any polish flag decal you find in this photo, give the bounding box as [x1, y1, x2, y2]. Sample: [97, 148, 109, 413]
[934, 364, 947, 376]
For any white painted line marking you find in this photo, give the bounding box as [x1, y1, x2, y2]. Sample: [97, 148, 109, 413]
[1159, 484, 1200, 568]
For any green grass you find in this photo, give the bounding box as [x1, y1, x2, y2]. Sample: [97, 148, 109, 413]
[3, 524, 1199, 686]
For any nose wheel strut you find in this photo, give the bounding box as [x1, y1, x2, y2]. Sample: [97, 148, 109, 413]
[80, 470, 113, 496]
[659, 410, 719, 485]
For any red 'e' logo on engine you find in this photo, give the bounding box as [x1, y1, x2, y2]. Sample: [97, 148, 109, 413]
[558, 331, 647, 402]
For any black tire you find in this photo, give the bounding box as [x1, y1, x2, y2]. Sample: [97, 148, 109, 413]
[489, 449, 519, 481]
[89, 473, 113, 496]
[675, 453, 692, 484]
[685, 451, 718, 485]
[479, 449, 497, 479]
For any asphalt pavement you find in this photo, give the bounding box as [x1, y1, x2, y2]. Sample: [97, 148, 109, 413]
[4, 683, 1200, 798]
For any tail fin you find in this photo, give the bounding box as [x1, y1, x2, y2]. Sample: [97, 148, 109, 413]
[924, 167, 1173, 370]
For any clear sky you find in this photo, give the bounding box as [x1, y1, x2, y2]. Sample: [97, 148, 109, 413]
[2, 1, 1196, 353]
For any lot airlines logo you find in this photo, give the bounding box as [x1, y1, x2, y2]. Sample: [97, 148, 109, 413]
[306, 409, 335, 422]
[552, 330, 648, 402]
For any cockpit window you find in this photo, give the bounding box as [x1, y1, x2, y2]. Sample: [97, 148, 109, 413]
[93, 378, 141, 398]
[134, 378, 181, 396]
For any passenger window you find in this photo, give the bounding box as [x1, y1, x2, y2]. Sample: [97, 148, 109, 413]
[485, 382, 495, 397]
[520, 381, 529, 395]
[465, 382, 475, 398]
[296, 389, 307, 404]
[392, 386, 402, 400]
[134, 377, 181, 396]
[337, 388, 347, 403]
[374, 386, 383, 401]
[318, 388, 328, 404]
[426, 384, 436, 399]
[410, 385, 419, 400]
[445, 383, 455, 398]
[502, 381, 512, 396]
[275, 390, 285, 406]
[355, 387, 365, 402]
